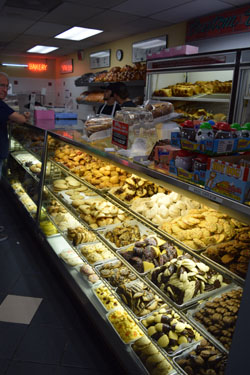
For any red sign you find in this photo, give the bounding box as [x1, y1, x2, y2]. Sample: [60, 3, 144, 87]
[186, 5, 250, 42]
[28, 63, 47, 72]
[112, 120, 129, 149]
[60, 59, 73, 74]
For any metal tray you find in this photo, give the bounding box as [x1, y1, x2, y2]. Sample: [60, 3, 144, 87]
[92, 282, 121, 312]
[173, 340, 228, 375]
[99, 219, 154, 251]
[139, 306, 202, 357]
[186, 284, 242, 353]
[145, 271, 232, 311]
[78, 241, 116, 266]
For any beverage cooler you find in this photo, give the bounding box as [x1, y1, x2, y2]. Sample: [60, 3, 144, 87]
[145, 49, 244, 124]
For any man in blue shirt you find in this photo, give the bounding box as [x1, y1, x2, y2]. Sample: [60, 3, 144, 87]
[0, 72, 30, 241]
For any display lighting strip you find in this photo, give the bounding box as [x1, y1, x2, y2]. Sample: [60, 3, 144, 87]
[1, 63, 28, 67]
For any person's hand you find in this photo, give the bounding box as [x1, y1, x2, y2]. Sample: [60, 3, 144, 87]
[24, 112, 30, 119]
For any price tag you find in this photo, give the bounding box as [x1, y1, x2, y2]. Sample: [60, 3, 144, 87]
[111, 120, 129, 149]
[188, 185, 223, 203]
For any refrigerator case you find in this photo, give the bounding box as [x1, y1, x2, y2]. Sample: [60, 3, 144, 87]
[145, 50, 239, 124]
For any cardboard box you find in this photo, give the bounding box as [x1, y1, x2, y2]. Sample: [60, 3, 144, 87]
[169, 161, 206, 186]
[205, 154, 250, 203]
[154, 144, 181, 171]
[35, 119, 55, 130]
[34, 109, 54, 121]
[147, 45, 199, 60]
[176, 137, 237, 155]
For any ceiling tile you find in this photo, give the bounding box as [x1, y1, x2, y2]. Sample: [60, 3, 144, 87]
[88, 31, 129, 44]
[24, 22, 69, 37]
[44, 38, 75, 47]
[0, 16, 35, 33]
[40, 2, 103, 25]
[113, 0, 194, 16]
[79, 10, 139, 31]
[2, 6, 46, 20]
[219, 0, 250, 5]
[151, 0, 232, 22]
[66, 0, 126, 8]
[5, 0, 62, 12]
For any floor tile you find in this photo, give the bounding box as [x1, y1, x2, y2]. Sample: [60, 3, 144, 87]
[0, 322, 27, 359]
[0, 295, 42, 324]
[0, 358, 9, 375]
[5, 361, 57, 375]
[61, 327, 116, 371]
[9, 274, 53, 299]
[14, 324, 68, 364]
[56, 366, 111, 375]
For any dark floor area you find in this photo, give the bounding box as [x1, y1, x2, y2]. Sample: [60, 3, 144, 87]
[0, 184, 124, 375]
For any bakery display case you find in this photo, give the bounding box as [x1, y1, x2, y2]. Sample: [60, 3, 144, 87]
[4, 123, 250, 374]
[6, 122, 46, 221]
[145, 49, 239, 124]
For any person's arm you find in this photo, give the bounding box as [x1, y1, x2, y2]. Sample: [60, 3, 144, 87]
[9, 111, 30, 124]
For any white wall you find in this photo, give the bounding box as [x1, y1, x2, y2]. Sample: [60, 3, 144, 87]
[8, 75, 96, 120]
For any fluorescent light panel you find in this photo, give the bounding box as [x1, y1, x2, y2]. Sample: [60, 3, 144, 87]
[2, 63, 28, 67]
[90, 52, 109, 58]
[27, 45, 58, 54]
[134, 39, 166, 49]
[55, 26, 103, 41]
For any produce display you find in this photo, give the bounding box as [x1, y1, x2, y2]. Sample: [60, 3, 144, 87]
[176, 339, 227, 375]
[149, 254, 226, 306]
[153, 80, 232, 97]
[108, 308, 143, 343]
[120, 236, 178, 273]
[116, 279, 164, 317]
[141, 307, 201, 354]
[130, 192, 202, 226]
[112, 174, 168, 203]
[203, 228, 250, 278]
[132, 335, 173, 375]
[161, 208, 246, 250]
[80, 243, 114, 264]
[193, 288, 242, 350]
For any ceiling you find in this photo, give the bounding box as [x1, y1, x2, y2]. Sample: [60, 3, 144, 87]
[0, 0, 248, 59]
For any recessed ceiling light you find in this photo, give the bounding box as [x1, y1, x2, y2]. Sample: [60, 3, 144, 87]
[27, 45, 59, 54]
[54, 26, 103, 41]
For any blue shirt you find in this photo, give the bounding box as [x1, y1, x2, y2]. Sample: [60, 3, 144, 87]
[0, 100, 14, 158]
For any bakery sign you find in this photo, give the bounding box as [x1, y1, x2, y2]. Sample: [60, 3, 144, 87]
[186, 4, 250, 42]
[111, 120, 129, 149]
[60, 59, 73, 74]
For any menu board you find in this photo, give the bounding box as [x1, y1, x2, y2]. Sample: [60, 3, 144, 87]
[132, 36, 167, 63]
[90, 49, 111, 69]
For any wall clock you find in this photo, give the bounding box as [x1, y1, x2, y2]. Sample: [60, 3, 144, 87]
[116, 49, 123, 61]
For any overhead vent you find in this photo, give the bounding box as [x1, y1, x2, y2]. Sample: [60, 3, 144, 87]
[5, 0, 62, 12]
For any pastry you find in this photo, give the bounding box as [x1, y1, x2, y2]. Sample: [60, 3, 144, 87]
[149, 254, 226, 305]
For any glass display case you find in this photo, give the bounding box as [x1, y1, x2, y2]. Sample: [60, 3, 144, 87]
[3, 123, 250, 375]
[145, 50, 239, 124]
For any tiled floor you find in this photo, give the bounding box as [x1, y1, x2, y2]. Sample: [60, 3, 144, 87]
[0, 185, 123, 375]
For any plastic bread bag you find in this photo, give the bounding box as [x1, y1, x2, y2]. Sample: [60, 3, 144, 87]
[144, 100, 181, 124]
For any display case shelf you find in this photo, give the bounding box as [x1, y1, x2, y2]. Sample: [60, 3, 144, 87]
[151, 93, 231, 103]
